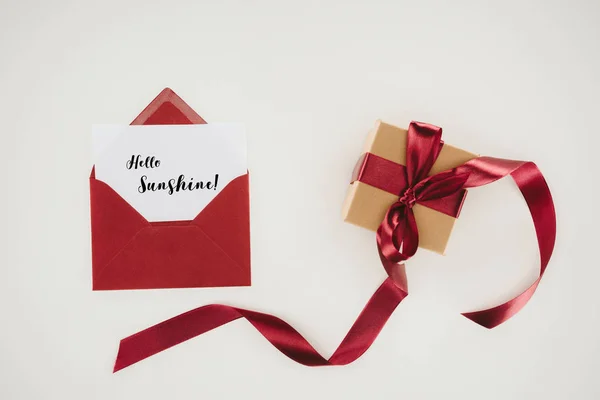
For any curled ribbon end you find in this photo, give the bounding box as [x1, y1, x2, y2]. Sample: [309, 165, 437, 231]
[461, 276, 543, 329]
[113, 345, 126, 373]
[461, 312, 496, 329]
[113, 361, 124, 374]
[113, 339, 138, 373]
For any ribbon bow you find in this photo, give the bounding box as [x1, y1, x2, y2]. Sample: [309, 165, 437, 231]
[112, 121, 556, 372]
[377, 122, 472, 291]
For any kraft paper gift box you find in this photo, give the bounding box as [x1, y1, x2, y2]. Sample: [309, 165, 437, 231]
[342, 120, 478, 254]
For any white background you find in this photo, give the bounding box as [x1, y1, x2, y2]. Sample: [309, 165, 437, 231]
[1, 1, 598, 399]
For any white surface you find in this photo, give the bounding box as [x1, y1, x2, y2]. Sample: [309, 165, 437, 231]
[92, 124, 247, 221]
[1, 1, 599, 399]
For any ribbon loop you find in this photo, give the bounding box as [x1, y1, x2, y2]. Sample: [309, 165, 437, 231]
[405, 122, 444, 185]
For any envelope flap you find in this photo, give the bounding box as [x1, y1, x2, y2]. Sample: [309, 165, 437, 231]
[132, 88, 206, 125]
[193, 174, 250, 270]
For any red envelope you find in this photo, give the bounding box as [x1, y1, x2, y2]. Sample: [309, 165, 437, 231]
[90, 88, 251, 290]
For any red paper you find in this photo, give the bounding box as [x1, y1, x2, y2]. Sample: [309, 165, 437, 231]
[90, 88, 251, 290]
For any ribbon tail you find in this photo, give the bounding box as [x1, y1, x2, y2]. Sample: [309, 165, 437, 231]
[462, 278, 541, 329]
[113, 278, 407, 372]
[457, 158, 555, 328]
[113, 305, 243, 372]
[379, 249, 408, 293]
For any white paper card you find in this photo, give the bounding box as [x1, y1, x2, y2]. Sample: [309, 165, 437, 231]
[92, 124, 247, 222]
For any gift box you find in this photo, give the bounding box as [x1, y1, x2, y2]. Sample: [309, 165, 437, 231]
[342, 120, 477, 254]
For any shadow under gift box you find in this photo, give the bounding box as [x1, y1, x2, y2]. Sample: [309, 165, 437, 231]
[342, 120, 478, 255]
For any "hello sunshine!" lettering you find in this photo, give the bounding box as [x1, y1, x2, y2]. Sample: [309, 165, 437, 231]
[125, 154, 219, 195]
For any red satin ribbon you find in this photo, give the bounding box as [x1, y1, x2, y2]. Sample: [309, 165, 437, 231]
[114, 278, 407, 372]
[353, 152, 468, 218]
[113, 122, 555, 372]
